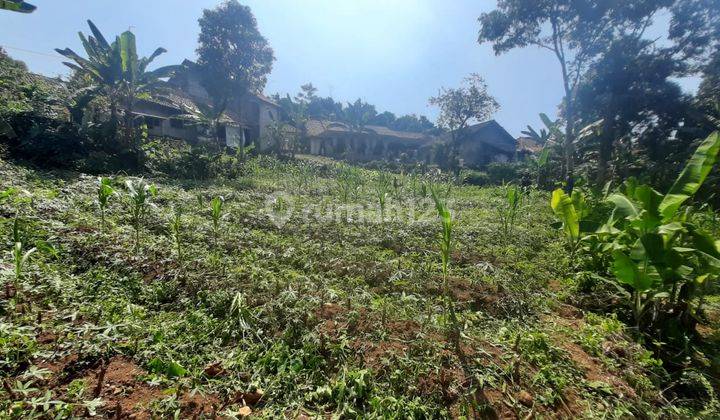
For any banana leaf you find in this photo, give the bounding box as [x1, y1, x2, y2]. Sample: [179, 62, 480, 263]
[659, 131, 720, 220]
[551, 189, 579, 242]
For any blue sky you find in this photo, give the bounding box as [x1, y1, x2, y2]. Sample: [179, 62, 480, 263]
[0, 0, 699, 136]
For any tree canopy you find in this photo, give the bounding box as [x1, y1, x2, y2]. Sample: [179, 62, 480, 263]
[428, 74, 499, 141]
[196, 0, 275, 101]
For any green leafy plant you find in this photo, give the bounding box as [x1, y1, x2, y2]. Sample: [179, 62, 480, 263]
[336, 165, 362, 203]
[210, 196, 224, 248]
[169, 207, 183, 261]
[550, 188, 593, 262]
[429, 184, 461, 355]
[125, 179, 157, 252]
[373, 172, 392, 222]
[499, 184, 522, 236]
[9, 217, 36, 295]
[96, 177, 114, 232]
[55, 20, 180, 149]
[590, 132, 720, 339]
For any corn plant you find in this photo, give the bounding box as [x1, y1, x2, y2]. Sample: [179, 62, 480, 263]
[97, 177, 114, 231]
[169, 207, 183, 261]
[499, 184, 522, 236]
[336, 165, 362, 203]
[429, 184, 461, 355]
[373, 172, 392, 222]
[9, 217, 36, 295]
[210, 196, 224, 248]
[125, 179, 157, 252]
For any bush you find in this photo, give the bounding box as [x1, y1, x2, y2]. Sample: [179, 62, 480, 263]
[487, 162, 520, 184]
[460, 169, 489, 186]
[142, 138, 243, 180]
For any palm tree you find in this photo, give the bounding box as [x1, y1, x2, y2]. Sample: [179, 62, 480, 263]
[55, 20, 180, 149]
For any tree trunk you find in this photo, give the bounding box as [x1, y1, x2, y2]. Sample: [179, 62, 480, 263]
[597, 125, 614, 186]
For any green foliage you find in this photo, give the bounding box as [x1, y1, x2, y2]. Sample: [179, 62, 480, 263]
[373, 172, 392, 221]
[125, 179, 157, 252]
[196, 0, 274, 101]
[335, 165, 362, 203]
[587, 131, 720, 342]
[96, 177, 114, 231]
[550, 188, 581, 258]
[210, 196, 224, 248]
[499, 184, 522, 236]
[460, 169, 490, 186]
[487, 162, 519, 184]
[12, 241, 36, 285]
[55, 20, 180, 156]
[168, 207, 182, 261]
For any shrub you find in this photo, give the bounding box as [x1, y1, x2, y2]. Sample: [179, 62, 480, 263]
[460, 170, 489, 186]
[143, 138, 243, 180]
[486, 162, 520, 184]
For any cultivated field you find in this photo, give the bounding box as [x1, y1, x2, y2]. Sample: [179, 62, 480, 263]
[2, 155, 718, 418]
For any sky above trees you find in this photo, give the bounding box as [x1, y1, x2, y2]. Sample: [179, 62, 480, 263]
[0, 0, 700, 136]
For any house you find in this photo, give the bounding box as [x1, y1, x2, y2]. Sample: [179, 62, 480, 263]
[516, 136, 544, 160]
[306, 120, 436, 162]
[306, 118, 518, 167]
[133, 60, 280, 149]
[449, 120, 517, 168]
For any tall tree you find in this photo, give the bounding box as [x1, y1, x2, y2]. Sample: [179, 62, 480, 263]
[478, 1, 668, 181]
[196, 0, 274, 103]
[429, 74, 498, 143]
[479, 0, 720, 183]
[343, 99, 377, 131]
[575, 36, 688, 184]
[429, 74, 499, 171]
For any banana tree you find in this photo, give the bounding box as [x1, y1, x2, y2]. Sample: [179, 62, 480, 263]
[550, 188, 594, 262]
[0, 0, 35, 13]
[599, 131, 720, 332]
[55, 20, 180, 148]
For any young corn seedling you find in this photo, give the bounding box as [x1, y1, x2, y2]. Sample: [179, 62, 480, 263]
[10, 216, 36, 297]
[374, 172, 392, 222]
[499, 184, 522, 237]
[169, 207, 183, 261]
[125, 179, 157, 252]
[336, 165, 362, 203]
[97, 177, 115, 232]
[210, 196, 224, 249]
[429, 184, 462, 357]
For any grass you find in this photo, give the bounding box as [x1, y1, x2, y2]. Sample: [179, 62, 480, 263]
[0, 155, 718, 418]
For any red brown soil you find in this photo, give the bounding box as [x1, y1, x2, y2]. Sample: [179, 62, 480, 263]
[34, 355, 220, 418]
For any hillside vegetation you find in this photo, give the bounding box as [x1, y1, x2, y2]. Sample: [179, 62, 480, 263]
[2, 154, 719, 419]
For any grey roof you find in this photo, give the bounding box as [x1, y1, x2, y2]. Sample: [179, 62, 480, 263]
[448, 120, 517, 153]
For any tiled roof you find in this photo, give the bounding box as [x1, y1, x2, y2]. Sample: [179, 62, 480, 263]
[305, 119, 433, 141]
[517, 137, 543, 153]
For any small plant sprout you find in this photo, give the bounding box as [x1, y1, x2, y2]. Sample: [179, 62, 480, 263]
[125, 179, 157, 252]
[210, 196, 224, 248]
[10, 216, 36, 295]
[499, 184, 522, 236]
[97, 177, 115, 231]
[374, 172, 392, 222]
[429, 184, 462, 356]
[169, 207, 183, 261]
